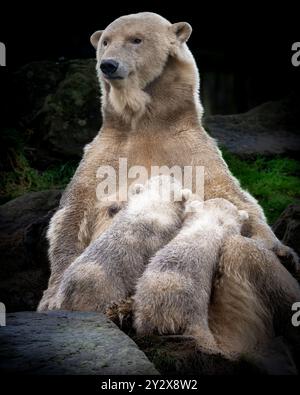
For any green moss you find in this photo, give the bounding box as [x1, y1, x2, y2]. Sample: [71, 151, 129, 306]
[150, 350, 178, 374]
[133, 336, 180, 374]
[0, 150, 77, 204]
[222, 150, 300, 224]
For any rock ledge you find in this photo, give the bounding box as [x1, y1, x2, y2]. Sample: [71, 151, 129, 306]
[0, 311, 158, 375]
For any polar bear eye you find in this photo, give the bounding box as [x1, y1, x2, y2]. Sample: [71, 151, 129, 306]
[132, 38, 142, 44]
[103, 40, 108, 47]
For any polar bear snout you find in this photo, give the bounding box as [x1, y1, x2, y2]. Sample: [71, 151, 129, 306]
[100, 59, 128, 80]
[100, 59, 119, 76]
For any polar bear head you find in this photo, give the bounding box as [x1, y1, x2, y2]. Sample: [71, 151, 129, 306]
[90, 12, 197, 121]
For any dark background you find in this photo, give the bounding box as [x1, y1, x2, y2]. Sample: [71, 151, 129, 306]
[0, 4, 300, 374]
[0, 1, 299, 121]
[0, 0, 300, 319]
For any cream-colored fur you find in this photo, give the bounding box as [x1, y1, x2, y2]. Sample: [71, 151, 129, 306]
[209, 235, 300, 356]
[38, 12, 300, 359]
[133, 198, 249, 353]
[53, 175, 188, 312]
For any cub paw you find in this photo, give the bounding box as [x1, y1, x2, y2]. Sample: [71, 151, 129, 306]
[106, 297, 134, 333]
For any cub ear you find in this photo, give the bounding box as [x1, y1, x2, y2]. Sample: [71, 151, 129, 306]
[107, 202, 125, 218]
[171, 22, 192, 43]
[181, 188, 192, 203]
[185, 200, 203, 213]
[90, 30, 103, 49]
[131, 183, 145, 195]
[238, 210, 249, 221]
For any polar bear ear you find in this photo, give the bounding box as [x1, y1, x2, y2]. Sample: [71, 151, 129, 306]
[181, 188, 192, 203]
[238, 210, 249, 221]
[90, 30, 103, 49]
[171, 22, 192, 43]
[131, 183, 145, 195]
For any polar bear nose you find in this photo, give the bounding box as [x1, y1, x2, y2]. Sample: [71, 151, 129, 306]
[100, 59, 119, 76]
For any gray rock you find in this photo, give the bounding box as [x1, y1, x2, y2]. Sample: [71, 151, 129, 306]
[0, 311, 158, 375]
[204, 95, 300, 156]
[0, 190, 61, 312]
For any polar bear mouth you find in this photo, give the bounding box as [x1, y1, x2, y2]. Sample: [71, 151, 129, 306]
[104, 75, 124, 80]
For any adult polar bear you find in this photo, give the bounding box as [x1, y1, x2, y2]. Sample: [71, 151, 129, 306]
[39, 12, 299, 356]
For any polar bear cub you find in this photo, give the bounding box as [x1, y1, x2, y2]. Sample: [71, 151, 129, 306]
[55, 175, 191, 312]
[134, 197, 249, 351]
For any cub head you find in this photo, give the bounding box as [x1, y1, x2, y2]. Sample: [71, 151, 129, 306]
[186, 198, 249, 235]
[126, 175, 192, 227]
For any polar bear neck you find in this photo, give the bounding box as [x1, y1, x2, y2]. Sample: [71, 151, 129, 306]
[101, 53, 203, 131]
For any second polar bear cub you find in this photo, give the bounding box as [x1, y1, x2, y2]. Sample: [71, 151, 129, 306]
[134, 198, 249, 351]
[55, 175, 191, 312]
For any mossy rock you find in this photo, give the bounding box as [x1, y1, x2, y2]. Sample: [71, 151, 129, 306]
[133, 335, 261, 375]
[14, 59, 102, 159]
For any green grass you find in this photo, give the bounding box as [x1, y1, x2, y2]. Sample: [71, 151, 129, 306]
[222, 150, 300, 224]
[1, 135, 299, 224]
[0, 150, 77, 204]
